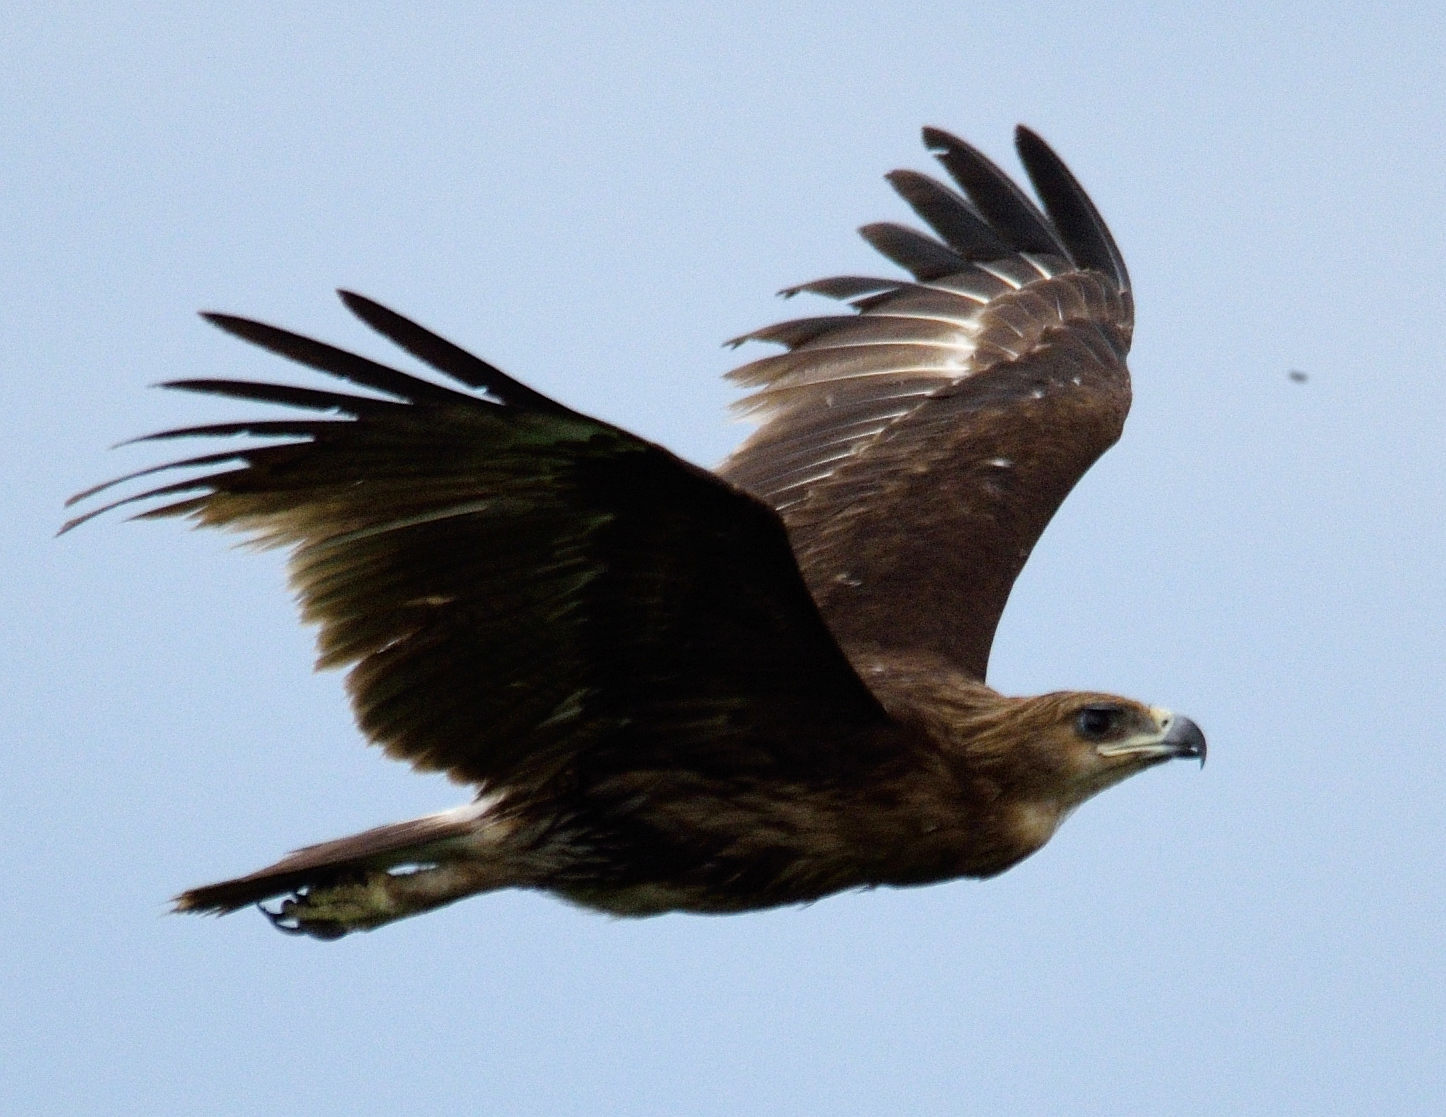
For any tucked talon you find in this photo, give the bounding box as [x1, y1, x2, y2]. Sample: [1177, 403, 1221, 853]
[259, 898, 303, 934]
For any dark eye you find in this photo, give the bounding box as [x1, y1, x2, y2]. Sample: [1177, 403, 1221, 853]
[1075, 704, 1123, 740]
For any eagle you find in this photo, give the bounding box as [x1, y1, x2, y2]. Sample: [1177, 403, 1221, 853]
[66, 125, 1205, 939]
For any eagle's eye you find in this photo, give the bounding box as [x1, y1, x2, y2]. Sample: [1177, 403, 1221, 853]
[1074, 704, 1124, 740]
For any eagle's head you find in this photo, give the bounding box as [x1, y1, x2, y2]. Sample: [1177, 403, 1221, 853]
[960, 690, 1203, 794]
[937, 689, 1205, 873]
[1017, 692, 1205, 794]
[861, 652, 1205, 877]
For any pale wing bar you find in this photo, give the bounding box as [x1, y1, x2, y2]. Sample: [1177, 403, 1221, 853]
[719, 126, 1134, 681]
[723, 126, 1131, 509]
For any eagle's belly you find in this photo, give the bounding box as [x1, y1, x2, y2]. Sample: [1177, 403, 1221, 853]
[531, 771, 1002, 916]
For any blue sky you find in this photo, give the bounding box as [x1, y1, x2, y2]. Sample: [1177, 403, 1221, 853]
[6, 3, 1443, 1114]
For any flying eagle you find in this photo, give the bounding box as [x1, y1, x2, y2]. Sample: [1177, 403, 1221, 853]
[67, 126, 1205, 939]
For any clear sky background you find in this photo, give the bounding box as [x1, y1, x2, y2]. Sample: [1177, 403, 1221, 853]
[5, 3, 1443, 1114]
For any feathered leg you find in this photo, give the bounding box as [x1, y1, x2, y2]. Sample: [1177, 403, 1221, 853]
[261, 860, 515, 939]
[174, 799, 521, 939]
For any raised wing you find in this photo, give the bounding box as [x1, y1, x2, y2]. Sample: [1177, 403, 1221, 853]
[720, 126, 1134, 682]
[65, 292, 890, 787]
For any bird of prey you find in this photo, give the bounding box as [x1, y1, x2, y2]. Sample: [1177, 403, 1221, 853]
[66, 125, 1205, 939]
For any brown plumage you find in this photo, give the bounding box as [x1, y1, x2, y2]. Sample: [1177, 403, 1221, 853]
[65, 125, 1204, 939]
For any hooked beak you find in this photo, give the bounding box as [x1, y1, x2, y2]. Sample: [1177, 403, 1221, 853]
[1096, 708, 1207, 768]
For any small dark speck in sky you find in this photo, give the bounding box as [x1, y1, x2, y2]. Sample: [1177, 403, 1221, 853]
[1288, 370, 1309, 383]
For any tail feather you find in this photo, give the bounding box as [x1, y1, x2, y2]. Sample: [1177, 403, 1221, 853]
[174, 803, 488, 915]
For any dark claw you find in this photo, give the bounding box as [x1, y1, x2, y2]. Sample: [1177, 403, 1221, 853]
[258, 898, 305, 934]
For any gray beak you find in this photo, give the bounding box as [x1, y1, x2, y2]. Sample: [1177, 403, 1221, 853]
[1160, 713, 1207, 767]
